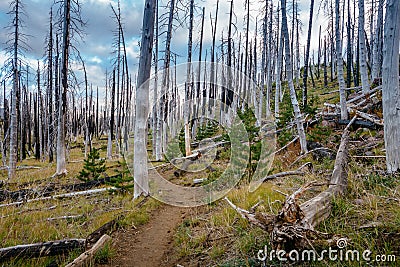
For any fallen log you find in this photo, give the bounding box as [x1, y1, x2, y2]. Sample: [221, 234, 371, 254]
[46, 215, 84, 222]
[0, 176, 116, 203]
[226, 116, 357, 251]
[0, 166, 42, 171]
[347, 85, 382, 105]
[261, 170, 305, 183]
[86, 214, 124, 248]
[348, 107, 383, 126]
[65, 234, 111, 267]
[0, 239, 85, 262]
[170, 152, 201, 165]
[338, 119, 376, 129]
[273, 116, 356, 249]
[191, 135, 223, 148]
[193, 141, 229, 154]
[0, 187, 117, 208]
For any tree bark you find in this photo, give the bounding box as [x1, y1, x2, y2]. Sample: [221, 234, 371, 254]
[372, 0, 384, 81]
[8, 0, 21, 180]
[358, 0, 370, 93]
[281, 0, 308, 154]
[335, 0, 348, 120]
[0, 239, 85, 261]
[382, 0, 400, 173]
[133, 0, 156, 198]
[302, 0, 314, 109]
[184, 0, 194, 157]
[55, 0, 71, 176]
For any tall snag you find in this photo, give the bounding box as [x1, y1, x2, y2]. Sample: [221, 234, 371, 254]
[281, 0, 307, 154]
[382, 0, 400, 173]
[133, 0, 156, 198]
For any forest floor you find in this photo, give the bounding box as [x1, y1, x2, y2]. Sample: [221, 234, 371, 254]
[1, 78, 400, 267]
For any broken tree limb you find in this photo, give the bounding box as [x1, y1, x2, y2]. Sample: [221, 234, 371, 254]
[273, 136, 299, 155]
[289, 147, 336, 168]
[0, 239, 85, 262]
[191, 135, 223, 148]
[65, 234, 111, 267]
[0, 187, 117, 208]
[224, 197, 274, 231]
[261, 170, 305, 183]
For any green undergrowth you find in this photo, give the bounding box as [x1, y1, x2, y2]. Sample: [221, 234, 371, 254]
[170, 74, 399, 266]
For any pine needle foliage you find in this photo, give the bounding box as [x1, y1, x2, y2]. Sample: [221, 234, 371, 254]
[78, 148, 106, 182]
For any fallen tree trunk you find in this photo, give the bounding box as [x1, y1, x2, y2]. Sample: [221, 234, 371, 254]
[0, 176, 116, 203]
[261, 170, 305, 182]
[0, 166, 42, 171]
[348, 107, 384, 126]
[347, 85, 382, 105]
[0, 239, 85, 262]
[338, 119, 377, 129]
[86, 214, 124, 248]
[0, 187, 117, 208]
[226, 116, 356, 250]
[272, 117, 355, 249]
[170, 152, 201, 165]
[65, 234, 111, 267]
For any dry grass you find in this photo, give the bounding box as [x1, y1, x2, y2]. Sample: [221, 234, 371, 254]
[0, 139, 161, 266]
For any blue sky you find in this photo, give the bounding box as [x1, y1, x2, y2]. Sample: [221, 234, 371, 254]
[0, 0, 330, 101]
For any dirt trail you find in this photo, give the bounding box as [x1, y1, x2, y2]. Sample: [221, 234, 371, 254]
[98, 204, 188, 267]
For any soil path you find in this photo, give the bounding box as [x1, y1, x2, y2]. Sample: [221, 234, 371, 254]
[97, 204, 188, 267]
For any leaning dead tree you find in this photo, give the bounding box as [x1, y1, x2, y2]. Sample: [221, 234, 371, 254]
[226, 117, 356, 250]
[281, 0, 307, 154]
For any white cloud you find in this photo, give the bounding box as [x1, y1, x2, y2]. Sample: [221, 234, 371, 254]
[90, 56, 102, 64]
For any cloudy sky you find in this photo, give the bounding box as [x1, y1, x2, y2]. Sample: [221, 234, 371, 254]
[0, 0, 331, 99]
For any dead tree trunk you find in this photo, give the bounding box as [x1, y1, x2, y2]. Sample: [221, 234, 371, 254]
[281, 0, 308, 154]
[358, 0, 370, 93]
[133, 0, 156, 198]
[335, 0, 348, 120]
[302, 0, 314, 109]
[47, 8, 54, 163]
[8, 0, 21, 180]
[0, 239, 85, 261]
[184, 0, 194, 157]
[55, 0, 71, 176]
[382, 0, 400, 173]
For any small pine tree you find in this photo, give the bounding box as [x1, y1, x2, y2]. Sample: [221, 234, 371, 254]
[78, 148, 106, 182]
[106, 159, 134, 192]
